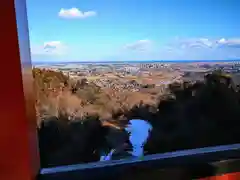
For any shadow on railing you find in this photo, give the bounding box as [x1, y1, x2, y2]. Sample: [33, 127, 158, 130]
[38, 143, 240, 180]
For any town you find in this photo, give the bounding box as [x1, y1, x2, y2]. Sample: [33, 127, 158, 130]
[35, 61, 240, 93]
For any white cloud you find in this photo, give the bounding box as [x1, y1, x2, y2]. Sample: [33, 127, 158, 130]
[31, 41, 67, 55]
[173, 38, 240, 50]
[115, 37, 240, 61]
[58, 8, 97, 19]
[43, 41, 61, 52]
[31, 37, 240, 62]
[162, 37, 240, 60]
[170, 38, 216, 50]
[124, 39, 152, 51]
[217, 38, 240, 48]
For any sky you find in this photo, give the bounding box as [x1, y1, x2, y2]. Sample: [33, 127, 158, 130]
[26, 0, 240, 62]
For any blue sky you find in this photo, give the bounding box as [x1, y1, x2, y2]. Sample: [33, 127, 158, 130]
[26, 0, 240, 62]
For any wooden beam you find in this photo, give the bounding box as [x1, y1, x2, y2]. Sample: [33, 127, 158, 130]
[0, 0, 40, 180]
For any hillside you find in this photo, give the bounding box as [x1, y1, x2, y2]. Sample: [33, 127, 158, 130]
[34, 68, 240, 167]
[33, 68, 158, 125]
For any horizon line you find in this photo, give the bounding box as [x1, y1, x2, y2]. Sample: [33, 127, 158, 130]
[32, 59, 240, 64]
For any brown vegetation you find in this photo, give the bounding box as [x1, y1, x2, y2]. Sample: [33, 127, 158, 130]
[35, 68, 240, 168]
[33, 68, 157, 125]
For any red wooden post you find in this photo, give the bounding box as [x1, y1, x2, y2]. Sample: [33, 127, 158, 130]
[0, 0, 40, 180]
[200, 172, 240, 180]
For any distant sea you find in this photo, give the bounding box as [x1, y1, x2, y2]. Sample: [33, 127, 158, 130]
[32, 59, 240, 66]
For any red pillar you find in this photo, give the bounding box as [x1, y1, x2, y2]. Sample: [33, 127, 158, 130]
[200, 172, 240, 180]
[0, 0, 40, 180]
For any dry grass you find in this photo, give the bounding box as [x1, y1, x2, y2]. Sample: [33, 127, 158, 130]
[33, 68, 159, 124]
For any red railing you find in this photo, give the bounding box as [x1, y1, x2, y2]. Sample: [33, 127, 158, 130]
[0, 1, 39, 180]
[200, 172, 240, 180]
